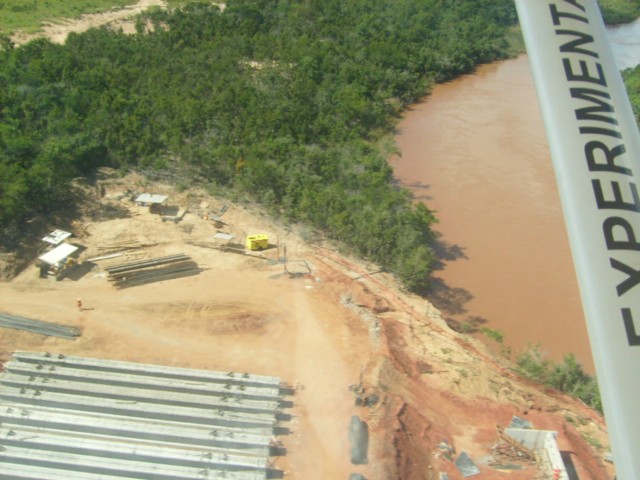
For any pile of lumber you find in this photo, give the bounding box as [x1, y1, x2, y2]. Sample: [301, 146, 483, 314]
[96, 239, 153, 253]
[104, 254, 199, 289]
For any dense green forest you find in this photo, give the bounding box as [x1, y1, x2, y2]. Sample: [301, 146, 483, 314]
[623, 65, 640, 124]
[598, 0, 640, 24]
[0, 0, 519, 291]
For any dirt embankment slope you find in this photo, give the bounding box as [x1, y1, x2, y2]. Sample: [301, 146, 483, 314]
[0, 170, 614, 479]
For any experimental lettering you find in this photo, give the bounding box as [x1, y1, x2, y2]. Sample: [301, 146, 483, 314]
[550, 0, 640, 345]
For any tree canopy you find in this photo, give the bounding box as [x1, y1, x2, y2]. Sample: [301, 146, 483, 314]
[0, 0, 518, 290]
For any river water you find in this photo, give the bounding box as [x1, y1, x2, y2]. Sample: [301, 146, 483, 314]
[391, 21, 640, 373]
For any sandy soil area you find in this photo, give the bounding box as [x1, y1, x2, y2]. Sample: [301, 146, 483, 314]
[0, 170, 615, 479]
[10, 0, 168, 46]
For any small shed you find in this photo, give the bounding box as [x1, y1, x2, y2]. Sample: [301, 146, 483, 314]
[42, 229, 72, 246]
[38, 243, 79, 267]
[37, 243, 80, 280]
[134, 193, 168, 214]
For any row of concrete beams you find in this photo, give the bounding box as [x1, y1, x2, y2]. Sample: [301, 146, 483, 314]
[4, 361, 280, 402]
[0, 386, 276, 432]
[0, 428, 268, 470]
[0, 353, 286, 480]
[0, 405, 271, 454]
[1, 370, 280, 416]
[0, 447, 268, 480]
[12, 352, 282, 389]
[1, 462, 266, 480]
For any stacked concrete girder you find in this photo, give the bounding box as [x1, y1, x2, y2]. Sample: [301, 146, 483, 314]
[0, 352, 286, 480]
[0, 312, 80, 339]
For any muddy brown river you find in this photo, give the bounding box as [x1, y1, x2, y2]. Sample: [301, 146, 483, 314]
[391, 55, 594, 371]
[392, 19, 640, 372]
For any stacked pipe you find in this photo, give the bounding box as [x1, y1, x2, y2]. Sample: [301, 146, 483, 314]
[104, 254, 199, 288]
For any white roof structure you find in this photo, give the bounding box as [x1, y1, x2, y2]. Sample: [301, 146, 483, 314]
[42, 229, 72, 246]
[0, 352, 286, 480]
[37, 243, 79, 266]
[135, 193, 168, 205]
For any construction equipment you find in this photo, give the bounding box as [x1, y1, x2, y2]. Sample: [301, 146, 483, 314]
[246, 234, 269, 251]
[209, 204, 229, 225]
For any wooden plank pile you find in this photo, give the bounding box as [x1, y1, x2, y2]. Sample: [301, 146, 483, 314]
[96, 239, 153, 253]
[104, 254, 200, 289]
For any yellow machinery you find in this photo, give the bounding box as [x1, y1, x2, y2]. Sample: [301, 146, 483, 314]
[246, 234, 269, 251]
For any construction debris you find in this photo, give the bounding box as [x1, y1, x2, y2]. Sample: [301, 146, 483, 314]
[496, 426, 538, 462]
[0, 312, 80, 339]
[86, 252, 125, 262]
[187, 235, 269, 258]
[282, 244, 311, 277]
[208, 203, 229, 225]
[455, 451, 480, 477]
[104, 254, 200, 288]
[96, 239, 152, 253]
[502, 427, 569, 479]
[349, 416, 369, 465]
[162, 206, 188, 224]
[509, 415, 533, 429]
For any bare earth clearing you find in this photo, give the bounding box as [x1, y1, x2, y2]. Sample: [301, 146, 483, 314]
[0, 170, 615, 479]
[10, 0, 169, 46]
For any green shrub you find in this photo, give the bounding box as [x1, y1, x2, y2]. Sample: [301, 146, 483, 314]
[515, 345, 602, 412]
[480, 327, 504, 343]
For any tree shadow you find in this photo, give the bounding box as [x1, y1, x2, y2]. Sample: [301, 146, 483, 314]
[427, 277, 473, 316]
[392, 178, 433, 202]
[404, 181, 433, 202]
[430, 231, 468, 271]
[64, 261, 96, 281]
[444, 315, 489, 334]
[423, 229, 472, 318]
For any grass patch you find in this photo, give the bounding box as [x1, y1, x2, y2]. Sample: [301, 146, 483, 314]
[0, 0, 138, 36]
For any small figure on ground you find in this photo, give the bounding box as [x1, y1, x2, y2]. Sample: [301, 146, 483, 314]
[76, 298, 83, 311]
